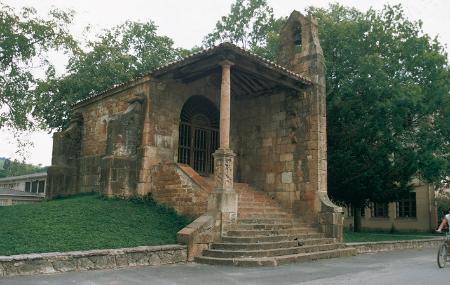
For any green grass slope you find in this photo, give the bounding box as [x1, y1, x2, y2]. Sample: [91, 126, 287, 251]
[0, 193, 190, 256]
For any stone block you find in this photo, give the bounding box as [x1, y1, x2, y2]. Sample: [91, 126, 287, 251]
[281, 172, 293, 184]
[262, 138, 272, 147]
[266, 173, 275, 184]
[280, 153, 293, 162]
[52, 259, 77, 272]
[148, 252, 162, 266]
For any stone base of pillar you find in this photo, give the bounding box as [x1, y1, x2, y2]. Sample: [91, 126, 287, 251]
[208, 191, 238, 217]
[212, 149, 235, 192]
[207, 149, 237, 226]
[208, 191, 238, 234]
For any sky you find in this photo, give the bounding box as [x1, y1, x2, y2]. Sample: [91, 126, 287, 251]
[1, 0, 449, 166]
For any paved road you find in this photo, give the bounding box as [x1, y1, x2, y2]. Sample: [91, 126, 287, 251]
[1, 248, 448, 285]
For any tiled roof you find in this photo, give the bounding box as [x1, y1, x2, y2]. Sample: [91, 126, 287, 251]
[73, 42, 312, 107]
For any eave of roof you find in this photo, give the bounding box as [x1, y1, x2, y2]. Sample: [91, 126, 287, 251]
[0, 172, 47, 183]
[73, 42, 312, 108]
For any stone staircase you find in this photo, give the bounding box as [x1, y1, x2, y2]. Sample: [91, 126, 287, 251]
[195, 183, 356, 266]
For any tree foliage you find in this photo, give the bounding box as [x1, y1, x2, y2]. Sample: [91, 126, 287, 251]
[0, 158, 46, 178]
[205, 1, 450, 214]
[308, 4, 450, 209]
[203, 0, 283, 61]
[0, 2, 76, 131]
[35, 21, 183, 130]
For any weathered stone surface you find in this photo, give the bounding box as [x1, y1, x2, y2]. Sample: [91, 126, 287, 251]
[51, 259, 77, 272]
[348, 238, 441, 253]
[281, 172, 293, 184]
[0, 245, 187, 277]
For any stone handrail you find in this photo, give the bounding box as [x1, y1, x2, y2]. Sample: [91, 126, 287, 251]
[318, 191, 344, 241]
[177, 211, 221, 261]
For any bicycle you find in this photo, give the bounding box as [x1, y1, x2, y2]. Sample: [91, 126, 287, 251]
[437, 230, 450, 268]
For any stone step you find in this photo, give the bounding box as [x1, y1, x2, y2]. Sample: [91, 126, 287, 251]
[224, 223, 309, 231]
[238, 197, 275, 203]
[195, 248, 357, 266]
[238, 207, 289, 213]
[237, 218, 305, 225]
[238, 213, 295, 219]
[226, 227, 319, 237]
[212, 240, 300, 251]
[222, 233, 324, 243]
[212, 238, 336, 251]
[203, 243, 345, 259]
[238, 202, 281, 208]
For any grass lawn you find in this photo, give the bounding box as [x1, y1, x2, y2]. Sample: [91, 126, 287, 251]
[344, 230, 438, 243]
[0, 193, 190, 256]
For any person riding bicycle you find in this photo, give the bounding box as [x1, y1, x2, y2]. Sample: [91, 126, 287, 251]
[436, 208, 450, 233]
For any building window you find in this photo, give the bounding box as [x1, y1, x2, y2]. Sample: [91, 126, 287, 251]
[38, 180, 45, 194]
[25, 182, 31, 192]
[371, 202, 389, 218]
[31, 181, 38, 193]
[397, 192, 416, 218]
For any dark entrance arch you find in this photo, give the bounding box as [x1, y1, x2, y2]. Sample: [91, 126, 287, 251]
[178, 96, 219, 175]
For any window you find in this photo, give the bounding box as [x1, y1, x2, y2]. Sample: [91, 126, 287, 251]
[397, 192, 416, 218]
[31, 181, 38, 193]
[38, 180, 45, 194]
[25, 182, 31, 192]
[371, 202, 389, 218]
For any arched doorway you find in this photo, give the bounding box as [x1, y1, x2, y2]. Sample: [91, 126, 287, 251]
[178, 96, 219, 175]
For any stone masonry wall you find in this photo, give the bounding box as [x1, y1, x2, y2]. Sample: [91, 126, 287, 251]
[150, 163, 212, 219]
[75, 82, 149, 195]
[0, 245, 186, 277]
[136, 75, 221, 196]
[233, 91, 303, 210]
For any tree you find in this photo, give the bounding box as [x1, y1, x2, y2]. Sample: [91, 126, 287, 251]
[204, 1, 450, 231]
[0, 2, 76, 131]
[0, 158, 46, 178]
[203, 0, 283, 61]
[35, 21, 183, 130]
[308, 4, 450, 231]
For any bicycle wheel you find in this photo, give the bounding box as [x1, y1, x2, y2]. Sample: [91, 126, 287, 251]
[437, 244, 448, 268]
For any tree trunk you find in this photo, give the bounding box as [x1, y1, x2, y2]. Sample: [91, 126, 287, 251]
[353, 207, 362, 232]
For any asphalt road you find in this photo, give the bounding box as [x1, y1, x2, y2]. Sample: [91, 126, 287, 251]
[1, 248, 448, 285]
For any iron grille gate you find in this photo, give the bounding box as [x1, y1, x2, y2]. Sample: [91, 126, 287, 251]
[178, 122, 218, 175]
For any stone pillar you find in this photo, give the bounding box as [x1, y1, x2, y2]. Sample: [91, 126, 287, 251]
[208, 61, 238, 225]
[219, 61, 232, 149]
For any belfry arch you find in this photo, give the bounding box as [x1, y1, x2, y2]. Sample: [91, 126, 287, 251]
[177, 95, 219, 175]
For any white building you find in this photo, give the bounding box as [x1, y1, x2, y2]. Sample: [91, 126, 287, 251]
[0, 172, 47, 196]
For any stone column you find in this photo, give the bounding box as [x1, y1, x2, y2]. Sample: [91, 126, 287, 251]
[208, 60, 238, 225]
[219, 61, 231, 149]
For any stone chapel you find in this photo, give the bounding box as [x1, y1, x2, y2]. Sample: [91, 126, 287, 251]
[46, 11, 356, 265]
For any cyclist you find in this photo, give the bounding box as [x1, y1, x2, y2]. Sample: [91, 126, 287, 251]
[436, 208, 450, 233]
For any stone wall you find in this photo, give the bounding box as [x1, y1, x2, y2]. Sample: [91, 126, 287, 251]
[150, 163, 212, 219]
[46, 113, 83, 198]
[232, 91, 300, 210]
[79, 83, 148, 196]
[347, 238, 441, 254]
[0, 245, 186, 277]
[136, 76, 221, 196]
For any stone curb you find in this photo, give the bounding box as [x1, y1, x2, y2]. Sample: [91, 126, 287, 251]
[346, 238, 442, 253]
[0, 244, 187, 278]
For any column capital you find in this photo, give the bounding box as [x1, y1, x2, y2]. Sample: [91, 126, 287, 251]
[219, 60, 234, 67]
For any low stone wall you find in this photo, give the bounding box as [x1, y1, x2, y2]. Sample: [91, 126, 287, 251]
[0, 244, 187, 278]
[347, 238, 442, 253]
